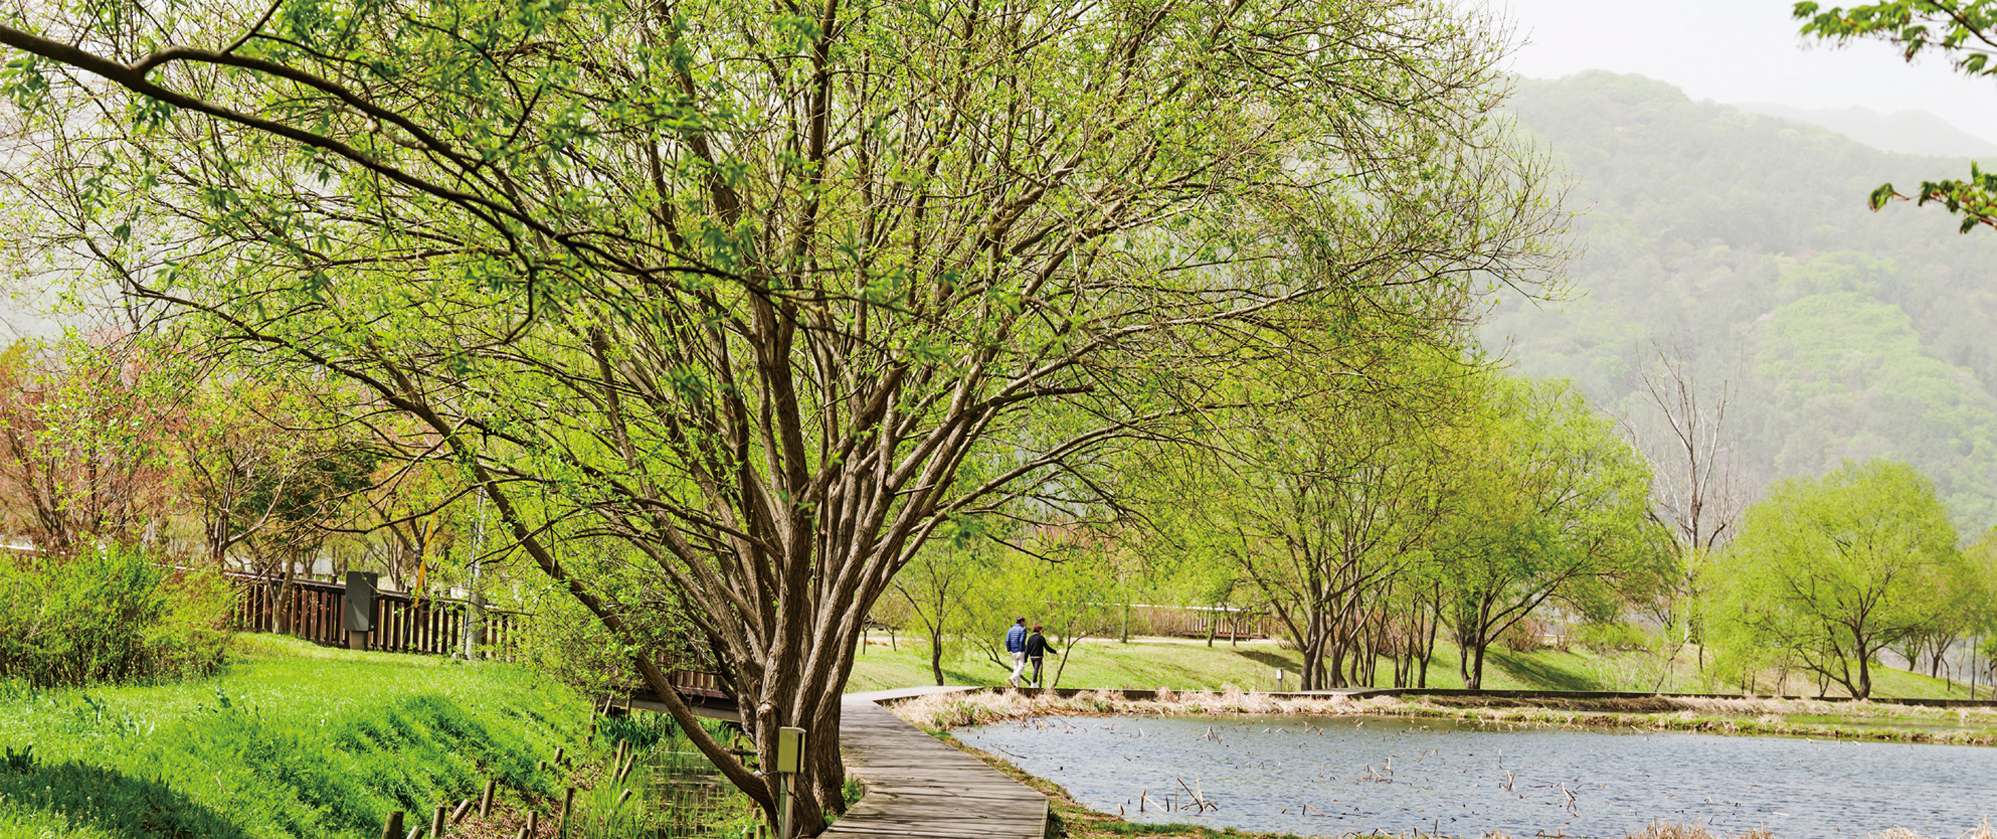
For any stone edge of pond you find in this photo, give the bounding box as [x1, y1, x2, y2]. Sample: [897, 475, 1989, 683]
[883, 686, 1997, 748]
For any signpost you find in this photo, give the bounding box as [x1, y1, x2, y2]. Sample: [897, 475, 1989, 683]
[343, 571, 378, 650]
[776, 726, 806, 839]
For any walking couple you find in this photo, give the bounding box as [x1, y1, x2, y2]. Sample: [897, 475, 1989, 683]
[1004, 617, 1058, 688]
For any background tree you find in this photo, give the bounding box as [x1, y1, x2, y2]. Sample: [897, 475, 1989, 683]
[885, 521, 999, 687]
[1705, 458, 1968, 698]
[0, 335, 184, 556]
[1184, 349, 1467, 691]
[1794, 1, 1997, 232]
[1437, 375, 1667, 690]
[1619, 340, 1743, 666]
[0, 0, 1556, 828]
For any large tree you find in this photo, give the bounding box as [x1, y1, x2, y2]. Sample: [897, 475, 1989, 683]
[1705, 458, 1968, 699]
[1794, 1, 1997, 232]
[0, 0, 1555, 829]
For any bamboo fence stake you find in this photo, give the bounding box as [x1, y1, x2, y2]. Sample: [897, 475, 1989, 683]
[430, 805, 446, 837]
[558, 787, 575, 834]
[450, 799, 474, 824]
[381, 811, 404, 839]
[479, 779, 497, 818]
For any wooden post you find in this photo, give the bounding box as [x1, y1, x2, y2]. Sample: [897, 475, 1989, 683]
[525, 811, 538, 835]
[430, 805, 446, 837]
[557, 787, 575, 834]
[381, 811, 404, 839]
[479, 779, 496, 817]
[450, 799, 474, 824]
[552, 746, 563, 766]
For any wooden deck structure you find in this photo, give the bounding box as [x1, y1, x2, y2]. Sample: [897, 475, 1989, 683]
[826, 687, 1047, 839]
[226, 572, 526, 657]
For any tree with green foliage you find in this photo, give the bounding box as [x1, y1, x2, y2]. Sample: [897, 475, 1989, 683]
[1194, 354, 1467, 691]
[0, 0, 1556, 829]
[1437, 376, 1668, 690]
[0, 337, 185, 556]
[885, 524, 999, 687]
[1705, 459, 1968, 699]
[1958, 527, 1997, 696]
[1794, 1, 1997, 232]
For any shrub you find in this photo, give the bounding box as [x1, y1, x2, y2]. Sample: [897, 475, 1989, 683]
[1576, 621, 1652, 654]
[1495, 616, 1549, 653]
[0, 548, 232, 687]
[513, 567, 705, 696]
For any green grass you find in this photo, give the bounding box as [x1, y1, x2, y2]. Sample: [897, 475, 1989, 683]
[0, 634, 589, 839]
[846, 635, 1989, 701]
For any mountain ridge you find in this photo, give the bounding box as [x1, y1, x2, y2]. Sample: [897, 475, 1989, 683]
[1487, 71, 1997, 532]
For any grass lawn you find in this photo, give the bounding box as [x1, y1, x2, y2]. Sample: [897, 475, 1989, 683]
[0, 635, 600, 839]
[846, 634, 1988, 701]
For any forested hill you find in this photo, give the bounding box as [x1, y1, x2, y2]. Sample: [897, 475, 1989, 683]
[1485, 71, 1997, 532]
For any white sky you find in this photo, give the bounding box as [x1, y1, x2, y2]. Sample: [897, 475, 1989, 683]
[1485, 0, 1997, 145]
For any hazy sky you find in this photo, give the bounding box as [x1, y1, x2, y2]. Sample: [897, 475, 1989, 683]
[1486, 0, 1997, 144]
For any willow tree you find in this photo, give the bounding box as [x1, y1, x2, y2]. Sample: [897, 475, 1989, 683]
[0, 0, 1555, 830]
[1148, 342, 1476, 691]
[1705, 459, 1967, 699]
[1437, 376, 1667, 690]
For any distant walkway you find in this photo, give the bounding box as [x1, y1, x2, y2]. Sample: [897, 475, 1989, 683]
[826, 687, 1048, 839]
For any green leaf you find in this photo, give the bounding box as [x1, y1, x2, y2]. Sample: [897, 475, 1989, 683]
[1868, 182, 1898, 211]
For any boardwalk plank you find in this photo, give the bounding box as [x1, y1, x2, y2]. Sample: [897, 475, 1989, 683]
[826, 688, 1047, 839]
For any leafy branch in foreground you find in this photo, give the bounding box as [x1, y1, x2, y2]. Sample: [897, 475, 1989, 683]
[1797, 0, 1997, 232]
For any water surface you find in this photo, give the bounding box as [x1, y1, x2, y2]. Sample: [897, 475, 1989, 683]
[955, 714, 1997, 838]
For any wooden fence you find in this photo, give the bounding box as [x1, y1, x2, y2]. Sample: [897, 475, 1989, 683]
[227, 573, 526, 658]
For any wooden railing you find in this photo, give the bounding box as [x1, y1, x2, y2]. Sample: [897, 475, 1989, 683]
[666, 669, 729, 699]
[226, 572, 526, 659]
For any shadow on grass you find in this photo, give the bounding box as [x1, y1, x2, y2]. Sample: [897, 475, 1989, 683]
[0, 760, 251, 839]
[1484, 648, 1603, 692]
[1231, 648, 1297, 670]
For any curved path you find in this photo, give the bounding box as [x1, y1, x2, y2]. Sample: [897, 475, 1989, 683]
[825, 687, 1048, 839]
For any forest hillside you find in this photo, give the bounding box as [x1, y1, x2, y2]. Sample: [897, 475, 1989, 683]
[1488, 71, 1997, 532]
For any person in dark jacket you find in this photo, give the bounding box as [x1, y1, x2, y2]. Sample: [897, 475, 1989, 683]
[1005, 617, 1028, 687]
[1024, 625, 1058, 689]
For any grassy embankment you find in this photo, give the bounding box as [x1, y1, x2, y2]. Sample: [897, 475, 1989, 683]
[0, 634, 751, 839]
[846, 634, 1989, 701]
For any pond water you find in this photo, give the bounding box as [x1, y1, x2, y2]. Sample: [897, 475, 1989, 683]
[955, 714, 1997, 838]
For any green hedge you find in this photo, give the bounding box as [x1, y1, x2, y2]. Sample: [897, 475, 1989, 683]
[0, 549, 232, 688]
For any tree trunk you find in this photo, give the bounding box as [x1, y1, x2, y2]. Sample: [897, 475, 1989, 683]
[928, 624, 945, 687]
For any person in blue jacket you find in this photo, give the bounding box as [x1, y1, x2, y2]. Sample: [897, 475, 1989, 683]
[1004, 617, 1028, 687]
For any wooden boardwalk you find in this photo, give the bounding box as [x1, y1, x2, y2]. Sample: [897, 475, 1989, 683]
[825, 687, 1048, 839]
